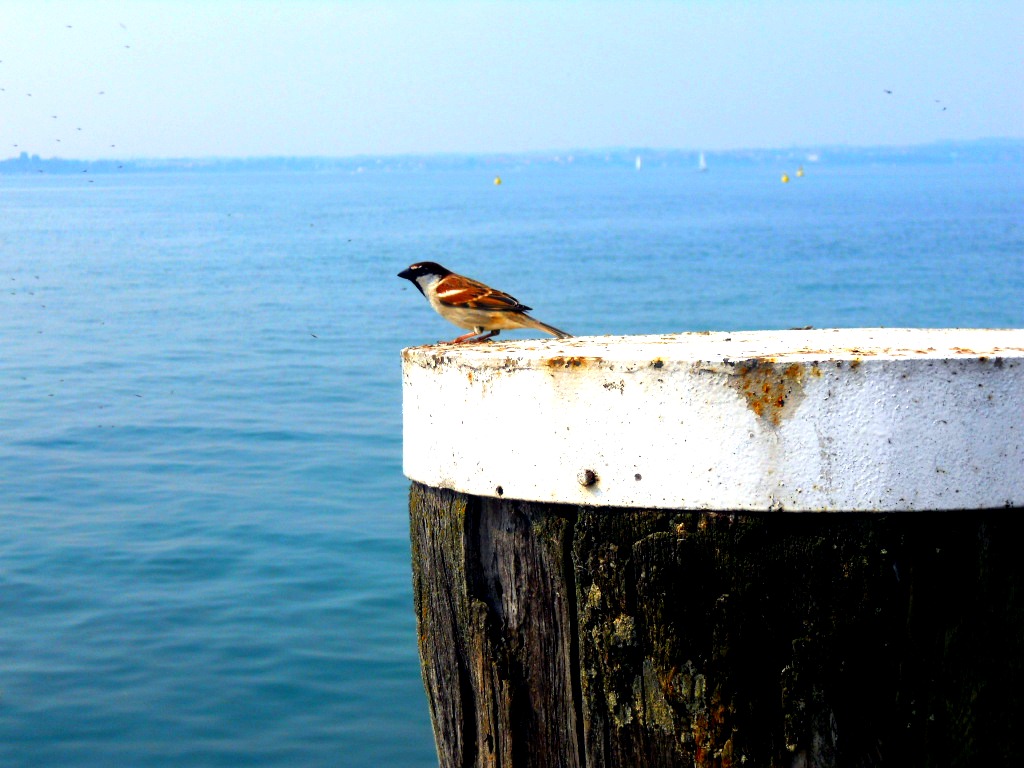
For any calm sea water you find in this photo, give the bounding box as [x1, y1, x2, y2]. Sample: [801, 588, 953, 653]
[1, 161, 1021, 767]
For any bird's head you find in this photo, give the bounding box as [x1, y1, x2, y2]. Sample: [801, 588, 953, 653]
[398, 262, 451, 295]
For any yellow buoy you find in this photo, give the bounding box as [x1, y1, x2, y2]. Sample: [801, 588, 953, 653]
[493, 176, 502, 186]
[796, 166, 804, 178]
[781, 173, 790, 183]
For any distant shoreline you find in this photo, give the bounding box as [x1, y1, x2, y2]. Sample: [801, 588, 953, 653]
[1, 138, 1021, 175]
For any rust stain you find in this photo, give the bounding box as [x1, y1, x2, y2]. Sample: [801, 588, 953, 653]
[728, 360, 807, 426]
[405, 352, 452, 370]
[544, 355, 602, 370]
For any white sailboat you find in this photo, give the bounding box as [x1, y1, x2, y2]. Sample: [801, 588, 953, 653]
[635, 155, 642, 171]
[697, 151, 708, 172]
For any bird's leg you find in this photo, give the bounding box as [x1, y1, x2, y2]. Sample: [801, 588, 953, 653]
[442, 329, 500, 344]
[442, 330, 481, 344]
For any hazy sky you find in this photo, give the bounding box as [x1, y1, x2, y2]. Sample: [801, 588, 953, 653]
[2, 1, 1021, 159]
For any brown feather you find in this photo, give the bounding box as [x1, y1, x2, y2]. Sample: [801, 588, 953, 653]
[435, 274, 530, 312]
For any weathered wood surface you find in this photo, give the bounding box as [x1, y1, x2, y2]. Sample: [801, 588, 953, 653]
[410, 482, 1024, 767]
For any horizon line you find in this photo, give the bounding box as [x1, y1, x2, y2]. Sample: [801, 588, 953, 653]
[3, 136, 1022, 165]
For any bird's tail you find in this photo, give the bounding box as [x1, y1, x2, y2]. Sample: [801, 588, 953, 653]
[519, 313, 574, 339]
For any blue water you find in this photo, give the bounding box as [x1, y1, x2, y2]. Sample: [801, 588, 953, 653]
[1, 161, 1021, 767]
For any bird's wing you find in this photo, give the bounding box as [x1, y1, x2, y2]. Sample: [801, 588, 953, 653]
[435, 273, 530, 312]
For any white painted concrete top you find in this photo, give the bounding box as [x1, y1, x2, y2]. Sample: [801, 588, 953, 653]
[401, 328, 1024, 511]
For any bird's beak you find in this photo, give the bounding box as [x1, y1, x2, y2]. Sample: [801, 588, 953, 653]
[397, 268, 413, 280]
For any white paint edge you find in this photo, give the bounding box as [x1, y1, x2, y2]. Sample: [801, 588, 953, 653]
[401, 328, 1024, 511]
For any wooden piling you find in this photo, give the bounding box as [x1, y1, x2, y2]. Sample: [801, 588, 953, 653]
[402, 329, 1024, 767]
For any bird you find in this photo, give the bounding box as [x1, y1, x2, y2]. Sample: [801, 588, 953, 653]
[397, 261, 572, 344]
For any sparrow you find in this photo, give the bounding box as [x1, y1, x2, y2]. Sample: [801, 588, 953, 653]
[397, 262, 573, 343]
